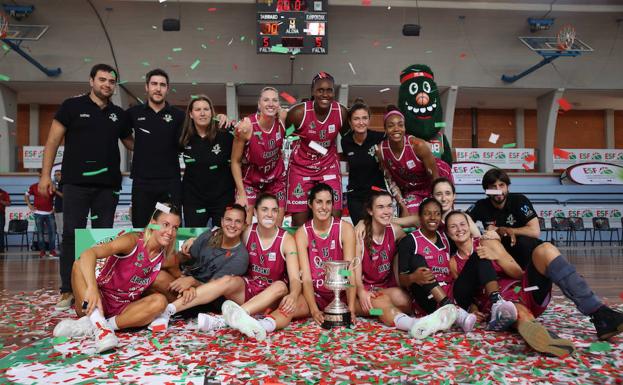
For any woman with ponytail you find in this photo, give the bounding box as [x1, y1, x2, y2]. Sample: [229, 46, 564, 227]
[53, 202, 182, 353]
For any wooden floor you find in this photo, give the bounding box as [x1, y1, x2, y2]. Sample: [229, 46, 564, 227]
[1, 245, 622, 304]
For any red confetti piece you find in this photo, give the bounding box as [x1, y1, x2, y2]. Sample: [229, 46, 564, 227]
[554, 147, 571, 159]
[279, 91, 297, 105]
[151, 324, 166, 332]
[208, 7, 217, 12]
[558, 98, 572, 111]
[524, 154, 536, 163]
[460, 53, 467, 59]
[522, 163, 531, 170]
[361, 0, 371, 5]
[233, 64, 238, 71]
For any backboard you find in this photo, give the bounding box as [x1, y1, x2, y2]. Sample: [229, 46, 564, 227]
[4, 24, 48, 40]
[519, 36, 593, 57]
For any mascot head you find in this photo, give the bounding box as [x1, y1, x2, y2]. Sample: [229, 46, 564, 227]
[398, 64, 443, 141]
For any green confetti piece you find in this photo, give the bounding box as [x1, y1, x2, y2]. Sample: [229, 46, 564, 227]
[184, 158, 196, 163]
[318, 334, 329, 344]
[190, 95, 199, 100]
[147, 224, 161, 230]
[240, 35, 246, 41]
[83, 57, 92, 63]
[141, 61, 150, 66]
[434, 122, 446, 128]
[89, 215, 99, 220]
[285, 124, 296, 136]
[209, 165, 218, 170]
[172, 47, 183, 52]
[118, 80, 128, 85]
[589, 341, 612, 352]
[197, 27, 205, 31]
[151, 338, 163, 349]
[82, 167, 108, 176]
[52, 336, 68, 344]
[369, 308, 383, 316]
[270, 44, 290, 54]
[1, 44, 9, 51]
[201, 44, 207, 49]
[289, 136, 300, 142]
[502, 143, 516, 148]
[190, 59, 201, 70]
[196, 208, 206, 213]
[167, 56, 173, 60]
[513, 286, 521, 293]
[0, 74, 11, 81]
[338, 269, 352, 277]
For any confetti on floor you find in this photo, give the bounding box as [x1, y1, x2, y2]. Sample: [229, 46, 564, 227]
[0, 289, 621, 384]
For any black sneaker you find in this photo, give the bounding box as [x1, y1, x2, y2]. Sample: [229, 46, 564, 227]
[590, 305, 623, 341]
[518, 320, 575, 358]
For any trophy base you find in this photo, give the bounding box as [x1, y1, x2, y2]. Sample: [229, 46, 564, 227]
[321, 311, 351, 329]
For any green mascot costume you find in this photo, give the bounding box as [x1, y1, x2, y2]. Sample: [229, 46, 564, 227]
[398, 64, 453, 166]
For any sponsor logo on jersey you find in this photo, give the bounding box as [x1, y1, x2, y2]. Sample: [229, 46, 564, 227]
[520, 204, 534, 218]
[109, 113, 118, 122]
[80, 113, 90, 118]
[163, 113, 173, 123]
[293, 183, 305, 198]
[268, 252, 277, 261]
[506, 214, 516, 226]
[212, 144, 221, 155]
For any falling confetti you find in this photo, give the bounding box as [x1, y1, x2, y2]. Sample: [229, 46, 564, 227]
[379, 88, 390, 93]
[190, 59, 201, 70]
[2, 116, 14, 123]
[488, 133, 499, 144]
[558, 98, 572, 111]
[554, 147, 571, 159]
[0, 74, 10, 81]
[172, 47, 183, 52]
[502, 143, 516, 148]
[280, 91, 297, 105]
[347, 62, 357, 75]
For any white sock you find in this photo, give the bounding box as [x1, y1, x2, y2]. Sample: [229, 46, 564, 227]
[394, 313, 416, 331]
[164, 303, 177, 316]
[89, 309, 108, 329]
[106, 316, 119, 331]
[259, 317, 277, 333]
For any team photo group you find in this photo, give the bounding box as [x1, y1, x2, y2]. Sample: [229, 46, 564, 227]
[37, 63, 623, 359]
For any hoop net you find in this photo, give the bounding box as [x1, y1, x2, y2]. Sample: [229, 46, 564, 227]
[557, 24, 576, 51]
[0, 12, 8, 39]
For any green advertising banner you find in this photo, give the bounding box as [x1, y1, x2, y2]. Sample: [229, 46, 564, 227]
[75, 227, 209, 259]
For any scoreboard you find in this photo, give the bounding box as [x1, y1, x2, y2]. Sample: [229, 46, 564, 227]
[256, 0, 328, 55]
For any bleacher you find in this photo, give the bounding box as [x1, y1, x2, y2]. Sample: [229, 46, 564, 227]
[2, 173, 622, 248]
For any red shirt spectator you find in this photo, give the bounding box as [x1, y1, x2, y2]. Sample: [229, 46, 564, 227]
[26, 183, 54, 214]
[0, 189, 10, 214]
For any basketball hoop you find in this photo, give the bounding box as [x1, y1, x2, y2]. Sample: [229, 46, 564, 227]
[0, 12, 8, 39]
[557, 24, 576, 51]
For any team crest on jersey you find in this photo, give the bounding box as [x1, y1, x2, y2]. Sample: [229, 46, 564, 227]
[293, 183, 305, 198]
[309, 121, 316, 130]
[330, 240, 336, 250]
[163, 113, 173, 123]
[137, 252, 144, 261]
[438, 255, 444, 265]
[423, 246, 431, 255]
[311, 239, 316, 248]
[321, 247, 329, 258]
[142, 267, 151, 275]
[368, 146, 376, 157]
[276, 191, 285, 201]
[109, 113, 118, 122]
[212, 144, 221, 155]
[380, 250, 388, 260]
[328, 124, 335, 134]
[406, 159, 416, 169]
[259, 253, 265, 265]
[250, 242, 257, 251]
[268, 252, 276, 261]
[319, 130, 326, 139]
[506, 214, 516, 226]
[268, 139, 276, 149]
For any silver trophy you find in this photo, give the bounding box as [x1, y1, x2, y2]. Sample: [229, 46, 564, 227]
[322, 259, 358, 329]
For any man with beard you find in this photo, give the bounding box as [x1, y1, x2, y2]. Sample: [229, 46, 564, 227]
[466, 168, 623, 342]
[127, 69, 185, 227]
[38, 64, 133, 309]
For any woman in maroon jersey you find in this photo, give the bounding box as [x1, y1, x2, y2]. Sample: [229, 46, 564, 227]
[285, 72, 348, 226]
[377, 106, 452, 216]
[231, 87, 287, 225]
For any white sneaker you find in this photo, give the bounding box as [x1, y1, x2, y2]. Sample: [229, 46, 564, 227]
[455, 307, 477, 333]
[55, 293, 74, 310]
[222, 300, 266, 341]
[53, 316, 94, 338]
[488, 299, 518, 331]
[92, 323, 118, 353]
[197, 313, 226, 332]
[409, 304, 458, 339]
[148, 314, 170, 332]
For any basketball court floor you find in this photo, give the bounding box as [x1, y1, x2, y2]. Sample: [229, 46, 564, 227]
[0, 245, 621, 384]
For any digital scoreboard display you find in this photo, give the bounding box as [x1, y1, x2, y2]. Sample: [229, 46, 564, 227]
[257, 0, 328, 55]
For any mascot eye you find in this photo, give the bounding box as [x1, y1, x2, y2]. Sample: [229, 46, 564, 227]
[423, 81, 431, 93]
[408, 83, 418, 95]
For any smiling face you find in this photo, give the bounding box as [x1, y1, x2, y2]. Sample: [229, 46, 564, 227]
[89, 70, 116, 100]
[146, 74, 168, 105]
[309, 190, 334, 221]
[445, 212, 471, 244]
[221, 209, 245, 239]
[433, 181, 456, 213]
[385, 114, 406, 144]
[398, 64, 443, 141]
[349, 108, 370, 135]
[189, 99, 213, 129]
[149, 213, 181, 248]
[258, 88, 280, 118]
[419, 200, 442, 233]
[312, 79, 335, 110]
[256, 197, 279, 229]
[368, 195, 394, 226]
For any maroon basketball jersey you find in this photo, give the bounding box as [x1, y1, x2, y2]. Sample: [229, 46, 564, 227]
[289, 100, 342, 170]
[361, 224, 397, 289]
[380, 135, 430, 191]
[242, 113, 286, 185]
[97, 236, 164, 305]
[411, 229, 452, 285]
[305, 217, 344, 299]
[244, 224, 287, 288]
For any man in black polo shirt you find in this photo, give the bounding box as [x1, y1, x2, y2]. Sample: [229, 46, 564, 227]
[127, 69, 185, 228]
[467, 168, 623, 342]
[38, 63, 133, 309]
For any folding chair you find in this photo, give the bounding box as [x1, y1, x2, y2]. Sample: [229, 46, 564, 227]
[567, 217, 591, 245]
[592, 217, 619, 245]
[5, 219, 30, 251]
[538, 217, 552, 242]
[550, 217, 570, 246]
